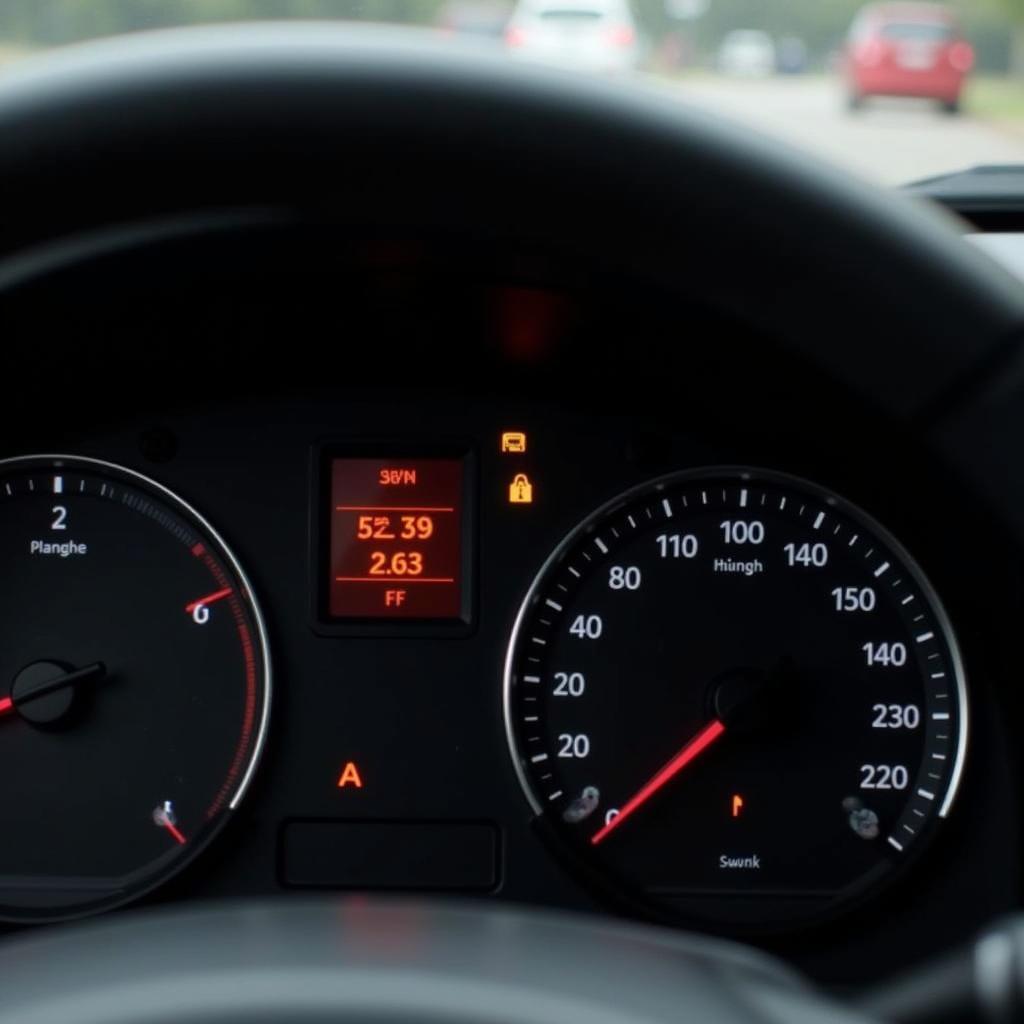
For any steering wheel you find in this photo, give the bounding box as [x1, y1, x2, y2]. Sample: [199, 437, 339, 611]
[0, 23, 1022, 1024]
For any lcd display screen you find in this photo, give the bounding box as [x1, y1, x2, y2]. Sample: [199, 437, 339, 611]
[328, 457, 466, 620]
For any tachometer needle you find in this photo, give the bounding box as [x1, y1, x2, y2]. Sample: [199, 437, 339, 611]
[590, 719, 726, 846]
[0, 662, 107, 725]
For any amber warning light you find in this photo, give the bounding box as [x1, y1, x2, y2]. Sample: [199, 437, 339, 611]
[329, 457, 464, 619]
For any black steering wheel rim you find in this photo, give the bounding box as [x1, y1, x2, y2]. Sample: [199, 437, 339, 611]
[0, 23, 1020, 422]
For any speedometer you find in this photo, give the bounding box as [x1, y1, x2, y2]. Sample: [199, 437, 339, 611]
[504, 468, 967, 929]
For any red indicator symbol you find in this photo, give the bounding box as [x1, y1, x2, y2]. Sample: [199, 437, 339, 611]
[185, 587, 232, 615]
[591, 719, 726, 846]
[0, 696, 13, 717]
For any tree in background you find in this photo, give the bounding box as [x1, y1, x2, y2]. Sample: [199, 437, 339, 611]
[0, 0, 1018, 74]
[987, 0, 1024, 72]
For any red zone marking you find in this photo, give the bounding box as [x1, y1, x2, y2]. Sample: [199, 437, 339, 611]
[191, 546, 259, 822]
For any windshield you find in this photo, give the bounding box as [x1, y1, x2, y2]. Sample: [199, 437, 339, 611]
[1, 1, 1022, 185]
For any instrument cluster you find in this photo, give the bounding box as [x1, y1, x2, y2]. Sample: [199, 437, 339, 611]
[0, 389, 1016, 987]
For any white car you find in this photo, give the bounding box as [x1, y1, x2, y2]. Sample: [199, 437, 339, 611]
[716, 29, 776, 76]
[505, 0, 639, 74]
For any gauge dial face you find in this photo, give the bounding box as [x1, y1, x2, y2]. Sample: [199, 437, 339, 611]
[0, 456, 270, 921]
[504, 469, 967, 928]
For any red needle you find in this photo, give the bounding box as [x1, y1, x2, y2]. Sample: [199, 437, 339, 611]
[184, 587, 232, 614]
[0, 697, 13, 717]
[590, 719, 726, 846]
[163, 821, 187, 845]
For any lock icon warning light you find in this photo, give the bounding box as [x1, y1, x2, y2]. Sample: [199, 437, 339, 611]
[509, 473, 534, 504]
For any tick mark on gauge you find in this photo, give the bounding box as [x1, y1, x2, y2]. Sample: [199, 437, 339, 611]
[545, 599, 563, 611]
[739, 489, 748, 508]
[594, 538, 608, 554]
[917, 789, 935, 801]
[874, 562, 890, 577]
[662, 498, 673, 518]
[887, 837, 904, 852]
[531, 754, 548, 763]
[916, 632, 935, 644]
[813, 512, 825, 529]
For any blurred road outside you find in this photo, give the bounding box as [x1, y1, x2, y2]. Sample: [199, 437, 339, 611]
[1, 21, 1023, 188]
[664, 73, 1024, 185]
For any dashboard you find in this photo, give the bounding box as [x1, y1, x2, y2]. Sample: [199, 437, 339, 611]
[4, 32, 1024, 1013]
[0, 212, 1019, 990]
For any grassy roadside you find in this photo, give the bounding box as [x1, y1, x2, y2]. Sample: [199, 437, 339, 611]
[0, 44, 31, 69]
[964, 75, 1024, 124]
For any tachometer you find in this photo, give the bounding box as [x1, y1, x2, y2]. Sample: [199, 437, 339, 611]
[0, 455, 270, 921]
[504, 468, 966, 928]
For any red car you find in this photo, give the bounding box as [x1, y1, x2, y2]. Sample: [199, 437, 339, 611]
[845, 2, 974, 113]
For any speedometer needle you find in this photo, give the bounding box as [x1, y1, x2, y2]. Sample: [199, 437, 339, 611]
[590, 719, 726, 846]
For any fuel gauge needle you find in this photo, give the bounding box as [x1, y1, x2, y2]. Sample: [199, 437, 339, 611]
[590, 719, 726, 846]
[163, 822, 187, 846]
